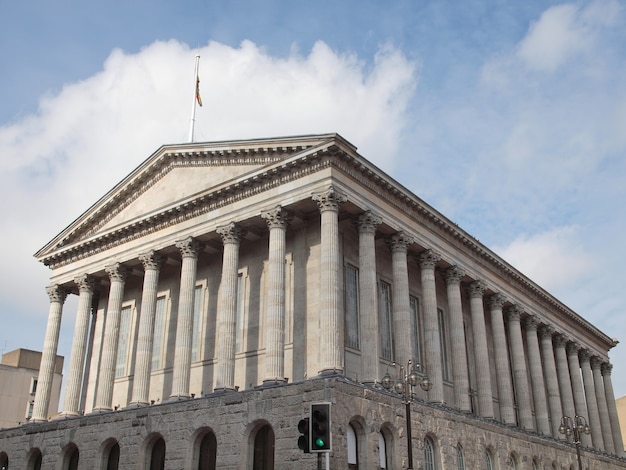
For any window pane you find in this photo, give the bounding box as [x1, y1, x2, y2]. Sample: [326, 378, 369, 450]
[378, 432, 387, 469]
[410, 296, 421, 363]
[457, 445, 465, 470]
[347, 425, 357, 465]
[191, 285, 204, 362]
[378, 281, 393, 361]
[115, 305, 132, 377]
[345, 266, 360, 349]
[424, 438, 434, 470]
[151, 297, 167, 370]
[486, 451, 493, 470]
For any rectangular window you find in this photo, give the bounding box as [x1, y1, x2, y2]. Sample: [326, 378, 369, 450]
[191, 285, 204, 362]
[30, 377, 38, 394]
[438, 308, 451, 381]
[151, 296, 167, 370]
[410, 296, 422, 364]
[26, 401, 34, 420]
[236, 272, 246, 353]
[345, 265, 360, 350]
[378, 280, 393, 361]
[115, 305, 133, 378]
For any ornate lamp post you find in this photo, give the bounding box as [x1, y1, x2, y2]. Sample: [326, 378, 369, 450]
[559, 415, 591, 470]
[381, 359, 432, 470]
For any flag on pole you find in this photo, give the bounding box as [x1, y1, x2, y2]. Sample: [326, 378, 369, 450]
[195, 76, 203, 107]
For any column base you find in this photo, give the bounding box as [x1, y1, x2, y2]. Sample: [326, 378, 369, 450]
[318, 368, 344, 377]
[125, 401, 150, 409]
[54, 411, 81, 420]
[28, 417, 49, 424]
[167, 393, 190, 402]
[89, 406, 113, 414]
[213, 386, 239, 394]
[261, 378, 288, 387]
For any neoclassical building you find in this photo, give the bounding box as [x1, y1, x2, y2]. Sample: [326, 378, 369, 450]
[0, 133, 624, 469]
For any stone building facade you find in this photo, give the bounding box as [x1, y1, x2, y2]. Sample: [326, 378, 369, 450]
[0, 133, 624, 469]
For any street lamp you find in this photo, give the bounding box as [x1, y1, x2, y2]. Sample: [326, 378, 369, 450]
[559, 415, 591, 470]
[381, 359, 432, 470]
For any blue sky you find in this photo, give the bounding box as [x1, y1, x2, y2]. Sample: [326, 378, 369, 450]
[1, 0, 626, 407]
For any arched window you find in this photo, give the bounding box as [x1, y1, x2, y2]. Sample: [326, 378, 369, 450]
[378, 429, 394, 469]
[101, 440, 120, 470]
[424, 437, 435, 470]
[252, 424, 274, 470]
[196, 431, 217, 470]
[485, 449, 493, 470]
[531, 460, 539, 470]
[0, 451, 8, 469]
[508, 453, 517, 469]
[149, 438, 165, 470]
[347, 424, 358, 469]
[63, 444, 79, 470]
[457, 444, 465, 470]
[26, 449, 42, 470]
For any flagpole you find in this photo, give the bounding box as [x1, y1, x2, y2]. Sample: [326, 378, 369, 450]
[188, 54, 201, 143]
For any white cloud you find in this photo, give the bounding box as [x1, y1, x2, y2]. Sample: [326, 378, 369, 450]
[493, 226, 594, 292]
[0, 39, 416, 332]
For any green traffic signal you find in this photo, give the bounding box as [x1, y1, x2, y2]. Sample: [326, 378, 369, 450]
[315, 437, 325, 448]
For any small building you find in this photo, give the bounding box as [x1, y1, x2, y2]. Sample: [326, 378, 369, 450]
[0, 348, 63, 429]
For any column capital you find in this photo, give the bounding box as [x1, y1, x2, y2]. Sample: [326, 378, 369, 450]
[175, 237, 200, 258]
[443, 265, 465, 285]
[355, 210, 383, 234]
[261, 205, 293, 229]
[553, 333, 569, 348]
[105, 263, 127, 283]
[579, 348, 592, 363]
[601, 362, 613, 376]
[217, 222, 245, 245]
[467, 280, 487, 299]
[486, 292, 506, 310]
[505, 304, 524, 322]
[139, 250, 162, 271]
[74, 274, 96, 294]
[523, 315, 539, 331]
[417, 249, 441, 270]
[312, 186, 347, 212]
[386, 231, 415, 253]
[46, 284, 67, 303]
[566, 341, 581, 356]
[590, 356, 603, 370]
[538, 324, 555, 339]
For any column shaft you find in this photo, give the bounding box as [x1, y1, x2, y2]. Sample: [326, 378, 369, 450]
[170, 238, 200, 399]
[63, 275, 95, 416]
[524, 317, 550, 435]
[592, 356, 614, 453]
[539, 326, 563, 437]
[262, 207, 291, 383]
[130, 251, 162, 405]
[357, 212, 381, 383]
[507, 306, 534, 430]
[313, 187, 347, 375]
[31, 285, 67, 422]
[488, 294, 515, 425]
[389, 231, 412, 371]
[94, 264, 127, 411]
[554, 335, 576, 423]
[419, 250, 443, 403]
[444, 266, 471, 412]
[580, 351, 603, 449]
[468, 281, 494, 418]
[602, 363, 625, 455]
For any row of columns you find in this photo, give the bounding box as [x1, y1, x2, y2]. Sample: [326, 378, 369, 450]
[30, 187, 624, 457]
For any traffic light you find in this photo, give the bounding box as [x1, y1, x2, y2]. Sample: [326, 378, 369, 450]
[310, 402, 332, 452]
[297, 417, 310, 453]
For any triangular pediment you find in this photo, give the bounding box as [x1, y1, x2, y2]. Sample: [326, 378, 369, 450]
[35, 133, 354, 263]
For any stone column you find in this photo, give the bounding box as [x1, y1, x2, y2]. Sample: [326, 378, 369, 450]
[261, 206, 291, 384]
[63, 275, 96, 416]
[507, 305, 534, 430]
[539, 326, 563, 437]
[418, 249, 443, 403]
[468, 281, 494, 418]
[444, 266, 471, 412]
[488, 294, 515, 425]
[31, 285, 67, 422]
[130, 251, 162, 406]
[567, 342, 588, 424]
[93, 263, 127, 412]
[524, 316, 550, 434]
[580, 350, 602, 449]
[554, 334, 576, 425]
[356, 212, 382, 383]
[602, 363, 625, 455]
[170, 237, 201, 400]
[592, 356, 615, 454]
[313, 187, 347, 375]
[214, 223, 244, 390]
[388, 231, 413, 371]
